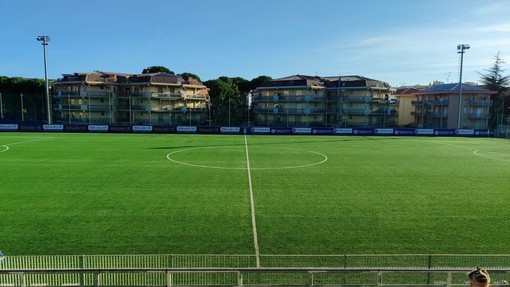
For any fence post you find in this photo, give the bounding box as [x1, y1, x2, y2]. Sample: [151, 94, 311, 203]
[446, 272, 452, 287]
[377, 271, 382, 287]
[237, 271, 243, 287]
[307, 272, 313, 287]
[19, 272, 25, 287]
[427, 254, 432, 284]
[166, 271, 172, 287]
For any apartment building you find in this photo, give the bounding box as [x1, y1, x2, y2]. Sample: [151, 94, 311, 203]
[252, 75, 396, 127]
[251, 75, 325, 127]
[52, 71, 209, 125]
[412, 83, 494, 129]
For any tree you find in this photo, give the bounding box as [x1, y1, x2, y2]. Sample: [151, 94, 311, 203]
[180, 72, 202, 83]
[478, 52, 510, 128]
[141, 66, 174, 74]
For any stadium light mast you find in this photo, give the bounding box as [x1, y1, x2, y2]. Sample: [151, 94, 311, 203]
[457, 44, 469, 129]
[37, 35, 51, 124]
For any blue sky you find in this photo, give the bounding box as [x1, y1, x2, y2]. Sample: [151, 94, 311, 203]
[1, 0, 510, 87]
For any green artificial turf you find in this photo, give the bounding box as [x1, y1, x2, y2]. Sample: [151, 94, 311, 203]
[0, 133, 509, 256]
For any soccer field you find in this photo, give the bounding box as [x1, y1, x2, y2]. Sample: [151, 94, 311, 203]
[1, 133, 509, 256]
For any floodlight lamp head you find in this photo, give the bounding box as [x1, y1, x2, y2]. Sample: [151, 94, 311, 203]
[36, 36, 50, 44]
[457, 44, 470, 52]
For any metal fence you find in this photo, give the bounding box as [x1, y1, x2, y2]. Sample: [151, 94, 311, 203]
[1, 268, 510, 287]
[2, 255, 510, 287]
[2, 254, 510, 270]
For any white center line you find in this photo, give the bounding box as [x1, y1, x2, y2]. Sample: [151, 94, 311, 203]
[244, 135, 260, 268]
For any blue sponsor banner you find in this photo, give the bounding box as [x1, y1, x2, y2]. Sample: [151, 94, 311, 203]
[198, 126, 220, 134]
[250, 127, 271, 134]
[414, 129, 435, 135]
[177, 126, 197, 133]
[312, 128, 334, 135]
[64, 125, 88, 132]
[334, 128, 353, 135]
[292, 127, 312, 134]
[110, 125, 131, 133]
[43, 124, 64, 132]
[270, 127, 292, 135]
[220, 127, 241, 134]
[474, 129, 490, 137]
[153, 126, 176, 133]
[393, 128, 415, 136]
[455, 129, 475, 136]
[433, 129, 456, 136]
[374, 128, 394, 135]
[353, 128, 375, 135]
[132, 125, 153, 133]
[0, 124, 18, 131]
[87, 125, 109, 132]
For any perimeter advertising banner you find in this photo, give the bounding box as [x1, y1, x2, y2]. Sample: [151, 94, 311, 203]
[132, 125, 153, 133]
[64, 125, 88, 132]
[153, 126, 176, 133]
[197, 126, 219, 134]
[177, 126, 197, 133]
[220, 127, 241, 134]
[0, 124, 18, 131]
[109, 125, 131, 133]
[312, 128, 334, 135]
[88, 125, 109, 132]
[270, 127, 292, 135]
[43, 124, 64, 131]
[250, 127, 271, 134]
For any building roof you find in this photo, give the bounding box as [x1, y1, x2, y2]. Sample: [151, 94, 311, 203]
[418, 83, 495, 94]
[260, 75, 324, 88]
[396, 88, 421, 95]
[323, 75, 390, 88]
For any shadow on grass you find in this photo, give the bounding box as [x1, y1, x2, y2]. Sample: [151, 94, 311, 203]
[147, 136, 401, 150]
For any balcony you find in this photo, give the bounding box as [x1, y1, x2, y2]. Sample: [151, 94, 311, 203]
[59, 104, 84, 111]
[152, 92, 183, 99]
[54, 91, 82, 98]
[87, 105, 110, 111]
[343, 108, 367, 115]
[280, 108, 324, 115]
[185, 94, 208, 100]
[345, 96, 371, 103]
[85, 91, 112, 98]
[469, 99, 491, 107]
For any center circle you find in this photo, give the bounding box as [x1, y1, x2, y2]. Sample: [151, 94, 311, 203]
[166, 146, 327, 170]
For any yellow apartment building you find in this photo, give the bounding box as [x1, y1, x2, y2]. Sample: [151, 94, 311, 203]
[396, 87, 421, 127]
[52, 71, 209, 125]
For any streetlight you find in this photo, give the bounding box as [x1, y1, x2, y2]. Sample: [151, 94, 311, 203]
[36, 35, 51, 124]
[457, 44, 470, 129]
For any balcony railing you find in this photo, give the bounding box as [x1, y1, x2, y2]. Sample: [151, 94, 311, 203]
[151, 92, 183, 99]
[344, 96, 371, 103]
[469, 99, 491, 106]
[252, 95, 324, 102]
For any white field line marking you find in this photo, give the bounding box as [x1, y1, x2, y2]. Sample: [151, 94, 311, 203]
[245, 135, 260, 268]
[166, 147, 327, 170]
[432, 140, 510, 162]
[0, 137, 52, 153]
[473, 150, 510, 162]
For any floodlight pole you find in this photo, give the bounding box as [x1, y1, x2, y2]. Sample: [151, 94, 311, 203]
[457, 44, 469, 129]
[37, 36, 51, 124]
